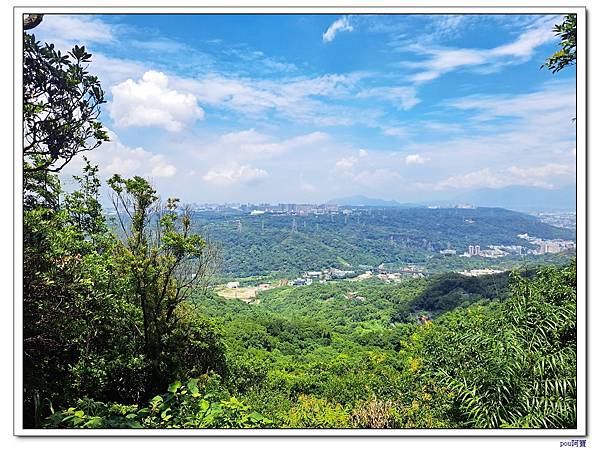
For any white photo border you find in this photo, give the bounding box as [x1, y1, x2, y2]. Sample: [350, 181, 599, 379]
[13, 2, 587, 437]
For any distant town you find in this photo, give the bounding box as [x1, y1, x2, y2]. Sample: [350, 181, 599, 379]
[109, 201, 576, 303]
[440, 233, 576, 259]
[183, 202, 482, 216]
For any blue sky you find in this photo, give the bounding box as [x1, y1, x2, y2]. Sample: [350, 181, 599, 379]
[34, 13, 576, 204]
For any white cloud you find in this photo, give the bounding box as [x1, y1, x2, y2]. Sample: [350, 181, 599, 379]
[217, 129, 329, 158]
[491, 18, 558, 58]
[323, 16, 354, 42]
[149, 155, 177, 177]
[202, 164, 268, 186]
[335, 156, 358, 172]
[66, 130, 177, 179]
[242, 132, 328, 156]
[507, 163, 573, 180]
[406, 16, 560, 83]
[91, 53, 148, 88]
[430, 15, 466, 39]
[445, 83, 575, 123]
[223, 46, 298, 73]
[34, 15, 116, 49]
[429, 163, 574, 191]
[357, 86, 420, 110]
[332, 150, 404, 189]
[173, 72, 371, 126]
[352, 168, 403, 186]
[382, 127, 408, 138]
[109, 71, 205, 132]
[405, 154, 429, 165]
[220, 128, 271, 145]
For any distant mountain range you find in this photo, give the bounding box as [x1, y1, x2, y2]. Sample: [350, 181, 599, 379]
[328, 185, 576, 212]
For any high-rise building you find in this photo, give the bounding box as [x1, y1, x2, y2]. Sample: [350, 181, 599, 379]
[475, 245, 480, 255]
[468, 245, 474, 256]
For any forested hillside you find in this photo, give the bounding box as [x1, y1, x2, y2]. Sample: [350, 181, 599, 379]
[44, 262, 577, 429]
[190, 208, 574, 278]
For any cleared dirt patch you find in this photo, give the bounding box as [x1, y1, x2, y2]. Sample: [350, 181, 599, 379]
[216, 286, 258, 303]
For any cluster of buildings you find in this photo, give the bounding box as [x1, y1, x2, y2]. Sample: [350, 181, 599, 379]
[427, 203, 475, 209]
[448, 233, 575, 259]
[277, 204, 340, 215]
[458, 269, 507, 277]
[517, 233, 576, 254]
[460, 244, 524, 259]
[374, 265, 426, 282]
[345, 292, 366, 302]
[285, 265, 427, 286]
[188, 202, 341, 216]
[536, 212, 576, 230]
[289, 268, 358, 285]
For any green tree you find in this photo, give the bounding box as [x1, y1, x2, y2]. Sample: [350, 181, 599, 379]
[543, 14, 577, 73]
[23, 33, 108, 174]
[107, 174, 223, 394]
[416, 259, 577, 428]
[23, 162, 140, 427]
[22, 21, 116, 425]
[44, 378, 272, 429]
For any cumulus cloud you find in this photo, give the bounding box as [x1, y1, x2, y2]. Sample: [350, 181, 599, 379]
[332, 150, 404, 189]
[109, 71, 205, 132]
[405, 154, 429, 165]
[66, 130, 177, 179]
[91, 53, 148, 88]
[202, 164, 268, 186]
[323, 16, 354, 42]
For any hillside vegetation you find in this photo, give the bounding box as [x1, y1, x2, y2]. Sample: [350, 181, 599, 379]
[44, 262, 577, 429]
[191, 208, 574, 278]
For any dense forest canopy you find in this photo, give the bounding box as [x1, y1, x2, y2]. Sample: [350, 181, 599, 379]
[189, 207, 574, 278]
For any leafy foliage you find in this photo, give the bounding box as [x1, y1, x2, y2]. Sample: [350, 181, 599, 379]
[107, 175, 224, 395]
[23, 154, 225, 426]
[414, 260, 577, 428]
[23, 162, 147, 426]
[23, 34, 108, 173]
[543, 14, 577, 73]
[45, 378, 272, 429]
